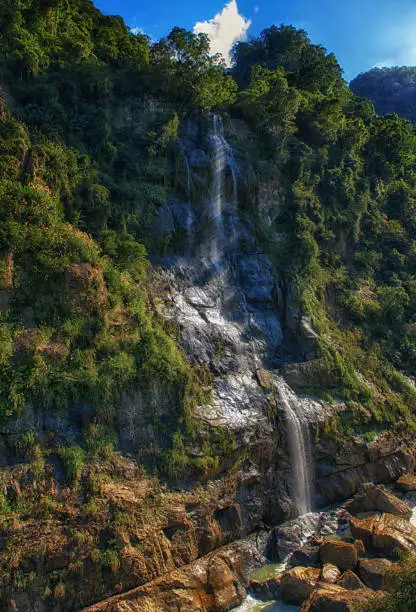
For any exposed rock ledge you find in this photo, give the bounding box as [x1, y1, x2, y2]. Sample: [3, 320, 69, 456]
[83, 540, 264, 612]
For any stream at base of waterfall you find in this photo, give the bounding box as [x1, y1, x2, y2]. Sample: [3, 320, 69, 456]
[236, 596, 298, 612]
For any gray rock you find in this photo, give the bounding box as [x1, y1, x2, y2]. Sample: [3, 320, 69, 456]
[289, 544, 320, 568]
[153, 199, 194, 237]
[190, 149, 210, 168]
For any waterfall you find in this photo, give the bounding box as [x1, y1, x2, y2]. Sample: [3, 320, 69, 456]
[208, 114, 238, 264]
[276, 377, 313, 516]
[210, 114, 226, 263]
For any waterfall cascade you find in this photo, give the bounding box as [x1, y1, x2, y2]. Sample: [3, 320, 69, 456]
[208, 114, 237, 264]
[276, 377, 314, 516]
[172, 117, 314, 518]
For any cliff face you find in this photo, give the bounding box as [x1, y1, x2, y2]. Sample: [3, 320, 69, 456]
[1, 111, 415, 611]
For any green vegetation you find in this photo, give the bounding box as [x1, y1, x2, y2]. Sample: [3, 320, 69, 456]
[351, 67, 416, 123]
[231, 25, 416, 432]
[362, 556, 416, 611]
[58, 445, 85, 481]
[0, 1, 416, 608]
[0, 2, 415, 454]
[0, 107, 193, 428]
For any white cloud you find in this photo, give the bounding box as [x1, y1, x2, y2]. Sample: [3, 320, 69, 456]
[193, 0, 251, 66]
[130, 26, 145, 35]
[372, 60, 395, 69]
[372, 47, 416, 70]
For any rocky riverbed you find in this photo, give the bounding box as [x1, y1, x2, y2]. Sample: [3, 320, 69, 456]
[81, 479, 416, 611]
[240, 480, 416, 612]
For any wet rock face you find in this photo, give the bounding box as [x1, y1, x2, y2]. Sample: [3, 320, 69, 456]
[150, 115, 323, 529]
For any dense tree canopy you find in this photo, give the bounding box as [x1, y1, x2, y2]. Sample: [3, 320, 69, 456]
[0, 0, 416, 442]
[231, 26, 416, 428]
[350, 66, 416, 123]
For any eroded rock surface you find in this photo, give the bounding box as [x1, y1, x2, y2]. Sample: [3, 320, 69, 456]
[83, 541, 257, 612]
[299, 583, 374, 612]
[345, 483, 412, 520]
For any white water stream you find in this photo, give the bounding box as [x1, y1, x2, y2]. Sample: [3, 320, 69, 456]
[209, 114, 237, 264]
[276, 378, 314, 516]
[235, 595, 298, 612]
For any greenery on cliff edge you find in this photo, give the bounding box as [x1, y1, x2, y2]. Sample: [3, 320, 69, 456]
[0, 0, 416, 452]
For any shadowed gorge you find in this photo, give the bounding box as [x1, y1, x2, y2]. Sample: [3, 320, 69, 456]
[0, 2, 415, 611]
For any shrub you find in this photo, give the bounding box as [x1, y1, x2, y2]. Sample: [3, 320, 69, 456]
[59, 445, 85, 481]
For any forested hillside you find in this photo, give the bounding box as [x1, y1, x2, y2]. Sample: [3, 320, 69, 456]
[0, 1, 416, 609]
[232, 28, 416, 432]
[350, 66, 416, 123]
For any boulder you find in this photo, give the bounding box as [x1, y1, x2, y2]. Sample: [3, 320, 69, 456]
[320, 563, 341, 584]
[299, 584, 374, 612]
[396, 473, 416, 493]
[337, 570, 366, 590]
[280, 566, 320, 604]
[320, 541, 358, 571]
[207, 555, 244, 610]
[345, 483, 412, 520]
[289, 543, 320, 568]
[372, 513, 416, 557]
[358, 558, 392, 590]
[350, 514, 381, 544]
[271, 514, 321, 561]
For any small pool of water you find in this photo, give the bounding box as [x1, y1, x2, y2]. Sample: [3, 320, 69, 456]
[248, 563, 285, 581]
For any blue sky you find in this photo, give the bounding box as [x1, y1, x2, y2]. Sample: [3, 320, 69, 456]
[94, 0, 416, 81]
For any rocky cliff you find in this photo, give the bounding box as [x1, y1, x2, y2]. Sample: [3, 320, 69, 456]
[1, 113, 415, 611]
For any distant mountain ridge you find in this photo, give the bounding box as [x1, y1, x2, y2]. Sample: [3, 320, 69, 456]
[350, 66, 416, 122]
